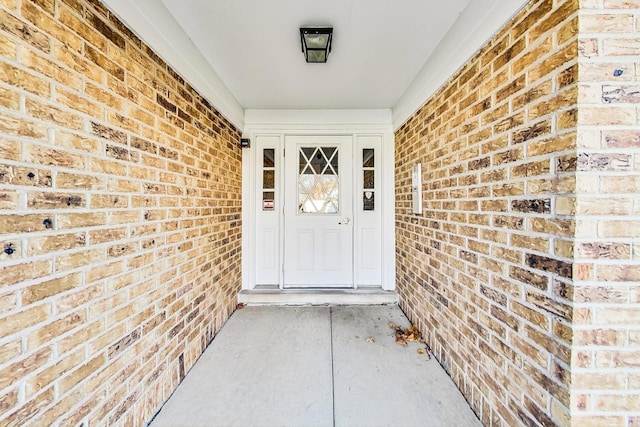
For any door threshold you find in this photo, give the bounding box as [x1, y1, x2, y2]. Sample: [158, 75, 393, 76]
[238, 288, 398, 306]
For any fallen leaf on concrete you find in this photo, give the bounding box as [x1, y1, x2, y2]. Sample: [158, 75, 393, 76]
[236, 303, 246, 310]
[405, 325, 421, 342]
[366, 336, 375, 343]
[393, 324, 423, 345]
[392, 323, 432, 360]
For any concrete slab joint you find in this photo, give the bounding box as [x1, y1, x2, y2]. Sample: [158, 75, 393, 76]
[150, 305, 481, 427]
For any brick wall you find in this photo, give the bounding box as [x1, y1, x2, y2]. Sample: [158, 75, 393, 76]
[572, 1, 640, 425]
[0, 0, 242, 425]
[395, 0, 580, 425]
[396, 0, 640, 425]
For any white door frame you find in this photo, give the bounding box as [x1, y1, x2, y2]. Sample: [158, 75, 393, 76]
[242, 110, 395, 291]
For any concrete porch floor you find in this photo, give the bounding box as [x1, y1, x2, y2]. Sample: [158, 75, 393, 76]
[149, 305, 481, 427]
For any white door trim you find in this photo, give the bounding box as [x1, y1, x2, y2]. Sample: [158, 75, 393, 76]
[242, 109, 395, 291]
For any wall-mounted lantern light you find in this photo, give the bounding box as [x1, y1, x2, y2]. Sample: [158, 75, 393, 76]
[300, 27, 333, 63]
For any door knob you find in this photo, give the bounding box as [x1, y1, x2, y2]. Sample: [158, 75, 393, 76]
[338, 217, 350, 225]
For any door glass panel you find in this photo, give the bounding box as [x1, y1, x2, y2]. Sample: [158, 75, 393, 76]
[300, 147, 315, 173]
[298, 146, 339, 214]
[325, 147, 338, 175]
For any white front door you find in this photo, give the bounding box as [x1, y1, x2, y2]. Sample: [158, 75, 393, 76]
[283, 136, 353, 288]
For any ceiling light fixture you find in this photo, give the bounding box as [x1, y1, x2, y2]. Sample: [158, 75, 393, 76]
[300, 27, 333, 63]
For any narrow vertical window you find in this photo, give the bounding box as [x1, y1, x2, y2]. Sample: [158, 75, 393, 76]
[263, 149, 275, 210]
[362, 148, 375, 211]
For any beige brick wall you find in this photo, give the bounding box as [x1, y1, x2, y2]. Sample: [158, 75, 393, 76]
[396, 0, 640, 425]
[0, 0, 242, 425]
[572, 0, 640, 426]
[395, 0, 580, 425]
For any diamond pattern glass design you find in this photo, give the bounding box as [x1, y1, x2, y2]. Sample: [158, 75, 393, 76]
[298, 146, 339, 213]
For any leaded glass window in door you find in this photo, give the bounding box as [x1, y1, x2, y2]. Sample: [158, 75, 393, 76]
[298, 146, 339, 214]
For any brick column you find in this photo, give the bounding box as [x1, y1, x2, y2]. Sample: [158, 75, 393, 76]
[571, 1, 640, 425]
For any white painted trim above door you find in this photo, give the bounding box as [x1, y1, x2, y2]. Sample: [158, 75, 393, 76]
[242, 110, 395, 291]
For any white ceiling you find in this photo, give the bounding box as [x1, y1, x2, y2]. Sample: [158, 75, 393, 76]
[103, 0, 528, 129]
[159, 0, 470, 110]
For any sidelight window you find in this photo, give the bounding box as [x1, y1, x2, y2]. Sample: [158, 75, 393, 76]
[362, 148, 375, 211]
[262, 148, 275, 210]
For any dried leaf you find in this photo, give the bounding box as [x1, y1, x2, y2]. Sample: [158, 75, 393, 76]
[391, 322, 424, 348]
[366, 336, 375, 343]
[236, 303, 246, 310]
[417, 348, 425, 355]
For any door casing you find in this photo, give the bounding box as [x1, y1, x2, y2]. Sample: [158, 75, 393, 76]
[241, 110, 395, 292]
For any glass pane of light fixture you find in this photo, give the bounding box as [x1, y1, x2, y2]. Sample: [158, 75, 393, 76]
[305, 33, 329, 49]
[307, 50, 326, 63]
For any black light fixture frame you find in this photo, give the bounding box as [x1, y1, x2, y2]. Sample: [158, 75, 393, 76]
[300, 27, 333, 63]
